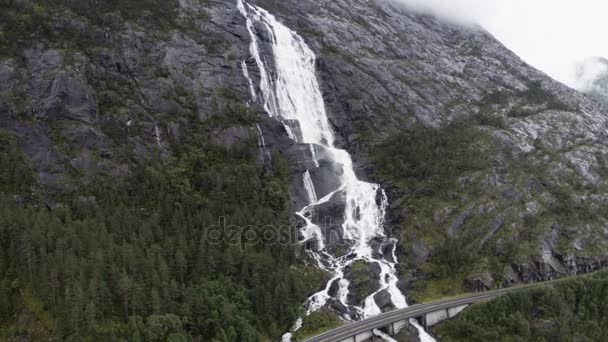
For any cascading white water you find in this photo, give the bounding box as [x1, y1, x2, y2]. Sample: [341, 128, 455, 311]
[309, 145, 320, 168]
[242, 61, 258, 102]
[302, 171, 318, 204]
[238, 1, 436, 340]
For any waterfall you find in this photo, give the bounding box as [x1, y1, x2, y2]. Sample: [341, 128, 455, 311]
[309, 145, 320, 168]
[302, 171, 318, 204]
[238, 1, 435, 340]
[242, 60, 258, 102]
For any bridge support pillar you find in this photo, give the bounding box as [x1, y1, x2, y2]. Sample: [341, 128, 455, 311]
[391, 319, 409, 336]
[447, 305, 469, 319]
[423, 308, 449, 328]
[347, 330, 374, 342]
[336, 305, 471, 342]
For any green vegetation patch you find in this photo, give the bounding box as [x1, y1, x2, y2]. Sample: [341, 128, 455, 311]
[508, 81, 576, 117]
[0, 0, 179, 57]
[293, 310, 343, 340]
[367, 109, 608, 302]
[0, 130, 34, 194]
[433, 271, 608, 341]
[0, 108, 320, 341]
[369, 118, 497, 301]
[371, 119, 490, 197]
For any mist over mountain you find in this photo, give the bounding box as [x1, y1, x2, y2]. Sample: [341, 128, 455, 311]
[575, 57, 608, 105]
[393, 0, 608, 87]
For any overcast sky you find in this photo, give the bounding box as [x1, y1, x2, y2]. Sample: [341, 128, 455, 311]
[396, 0, 608, 88]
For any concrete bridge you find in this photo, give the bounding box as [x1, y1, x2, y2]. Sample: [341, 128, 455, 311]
[302, 280, 565, 342]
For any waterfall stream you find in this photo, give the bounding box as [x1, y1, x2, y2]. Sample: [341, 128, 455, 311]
[238, 1, 436, 340]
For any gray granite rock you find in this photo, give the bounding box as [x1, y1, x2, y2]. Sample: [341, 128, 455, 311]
[4, 0, 608, 300]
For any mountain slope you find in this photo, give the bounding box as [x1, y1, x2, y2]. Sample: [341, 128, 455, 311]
[3, 0, 608, 340]
[252, 0, 608, 301]
[0, 1, 322, 340]
[0, 0, 258, 192]
[433, 270, 608, 341]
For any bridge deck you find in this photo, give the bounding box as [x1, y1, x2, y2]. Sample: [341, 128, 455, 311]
[303, 279, 565, 342]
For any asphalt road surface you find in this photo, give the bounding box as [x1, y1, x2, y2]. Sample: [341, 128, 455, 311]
[303, 279, 565, 342]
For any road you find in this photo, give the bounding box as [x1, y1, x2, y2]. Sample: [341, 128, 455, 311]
[302, 279, 566, 342]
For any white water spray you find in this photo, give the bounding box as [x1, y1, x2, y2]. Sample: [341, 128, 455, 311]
[238, 1, 435, 340]
[302, 171, 318, 204]
[242, 60, 258, 102]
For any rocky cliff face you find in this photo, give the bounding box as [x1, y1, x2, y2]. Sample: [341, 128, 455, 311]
[3, 0, 608, 307]
[0, 0, 256, 193]
[250, 0, 608, 299]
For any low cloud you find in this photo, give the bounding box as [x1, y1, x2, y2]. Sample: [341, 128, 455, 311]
[574, 57, 608, 91]
[391, 0, 608, 88]
[389, 0, 493, 26]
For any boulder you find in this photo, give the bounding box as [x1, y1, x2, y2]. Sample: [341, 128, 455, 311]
[344, 260, 382, 307]
[373, 289, 395, 312]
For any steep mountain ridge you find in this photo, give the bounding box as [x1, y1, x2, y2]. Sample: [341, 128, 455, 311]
[250, 0, 608, 300]
[251, 0, 591, 147]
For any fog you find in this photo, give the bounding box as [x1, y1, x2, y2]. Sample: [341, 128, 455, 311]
[394, 0, 608, 88]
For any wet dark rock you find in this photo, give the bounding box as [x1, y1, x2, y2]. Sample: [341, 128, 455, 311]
[257, 117, 295, 152]
[326, 299, 349, 317]
[286, 144, 345, 210]
[100, 150, 113, 159]
[394, 322, 424, 342]
[285, 144, 322, 173]
[308, 190, 346, 246]
[37, 72, 98, 124]
[325, 299, 361, 320]
[373, 289, 396, 312]
[344, 260, 382, 307]
[327, 278, 340, 298]
[308, 160, 344, 200]
[379, 239, 397, 264]
[211, 126, 251, 146]
[290, 175, 314, 212]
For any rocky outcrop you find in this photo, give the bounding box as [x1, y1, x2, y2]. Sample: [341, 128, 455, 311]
[344, 260, 382, 306]
[373, 289, 396, 312]
[0, 0, 257, 192]
[394, 323, 424, 342]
